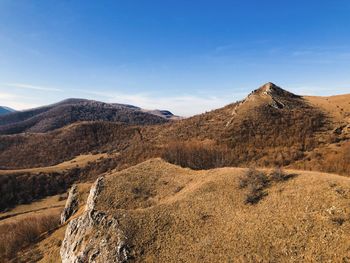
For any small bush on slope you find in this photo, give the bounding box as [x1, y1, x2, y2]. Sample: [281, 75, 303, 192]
[239, 167, 269, 204]
[270, 167, 297, 182]
[239, 167, 297, 204]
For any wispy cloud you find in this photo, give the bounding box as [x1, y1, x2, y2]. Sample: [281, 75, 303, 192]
[214, 44, 236, 53]
[214, 39, 271, 54]
[0, 92, 39, 110]
[3, 83, 62, 92]
[76, 89, 241, 116]
[290, 46, 350, 61]
[0, 92, 17, 100]
[288, 84, 350, 96]
[3, 101, 40, 110]
[291, 50, 314, 57]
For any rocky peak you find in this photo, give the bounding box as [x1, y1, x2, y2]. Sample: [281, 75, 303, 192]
[252, 82, 299, 99]
[236, 82, 302, 112]
[260, 82, 279, 91]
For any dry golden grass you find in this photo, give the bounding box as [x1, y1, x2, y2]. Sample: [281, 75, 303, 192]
[0, 151, 109, 211]
[291, 140, 350, 176]
[0, 210, 61, 262]
[8, 183, 92, 263]
[0, 153, 109, 175]
[94, 158, 350, 262]
[0, 195, 66, 222]
[0, 183, 91, 223]
[9, 158, 350, 262]
[305, 94, 350, 122]
[0, 194, 66, 261]
[11, 223, 67, 263]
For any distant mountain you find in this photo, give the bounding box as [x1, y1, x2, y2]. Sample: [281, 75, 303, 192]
[142, 109, 182, 120]
[0, 98, 175, 135]
[113, 104, 181, 120]
[0, 106, 15, 116]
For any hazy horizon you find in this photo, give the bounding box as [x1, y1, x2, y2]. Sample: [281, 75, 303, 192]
[1, 1, 350, 116]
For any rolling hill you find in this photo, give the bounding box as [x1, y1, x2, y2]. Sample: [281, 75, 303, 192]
[0, 98, 174, 135]
[12, 159, 350, 262]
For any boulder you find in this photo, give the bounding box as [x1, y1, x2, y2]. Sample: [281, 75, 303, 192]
[60, 185, 79, 224]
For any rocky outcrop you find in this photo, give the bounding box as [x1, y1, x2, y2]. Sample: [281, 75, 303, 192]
[61, 185, 79, 224]
[60, 177, 129, 263]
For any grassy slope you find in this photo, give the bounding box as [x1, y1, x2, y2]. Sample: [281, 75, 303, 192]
[7, 183, 91, 263]
[0, 182, 91, 223]
[293, 94, 350, 175]
[0, 195, 65, 223]
[304, 94, 350, 122]
[0, 153, 108, 175]
[11, 158, 350, 262]
[94, 159, 350, 262]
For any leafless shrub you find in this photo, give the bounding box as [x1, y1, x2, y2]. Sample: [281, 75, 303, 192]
[269, 167, 296, 182]
[239, 168, 270, 205]
[331, 216, 346, 226]
[0, 211, 60, 260]
[239, 167, 297, 205]
[239, 167, 269, 189]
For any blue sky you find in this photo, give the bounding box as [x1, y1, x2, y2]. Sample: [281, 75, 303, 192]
[0, 0, 350, 116]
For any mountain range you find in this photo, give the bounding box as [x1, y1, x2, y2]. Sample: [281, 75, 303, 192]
[1, 82, 348, 172]
[1, 82, 350, 262]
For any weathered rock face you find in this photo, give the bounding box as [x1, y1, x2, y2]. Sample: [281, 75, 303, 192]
[61, 185, 79, 224]
[60, 177, 129, 263]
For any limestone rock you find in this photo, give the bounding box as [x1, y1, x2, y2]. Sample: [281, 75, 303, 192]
[60, 177, 129, 263]
[61, 184, 79, 224]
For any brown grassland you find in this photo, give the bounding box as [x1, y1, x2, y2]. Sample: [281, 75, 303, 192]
[0, 84, 349, 262]
[0, 183, 91, 262]
[93, 158, 350, 262]
[5, 157, 350, 262]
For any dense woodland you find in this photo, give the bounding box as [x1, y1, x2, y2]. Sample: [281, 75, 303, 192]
[0, 155, 124, 211]
[0, 169, 79, 211]
[0, 122, 142, 168]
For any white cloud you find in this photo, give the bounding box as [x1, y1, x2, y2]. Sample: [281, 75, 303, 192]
[3, 83, 62, 92]
[291, 50, 314, 57]
[0, 92, 39, 110]
[3, 101, 39, 110]
[215, 44, 236, 53]
[0, 92, 17, 100]
[77, 89, 241, 116]
[288, 85, 350, 96]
